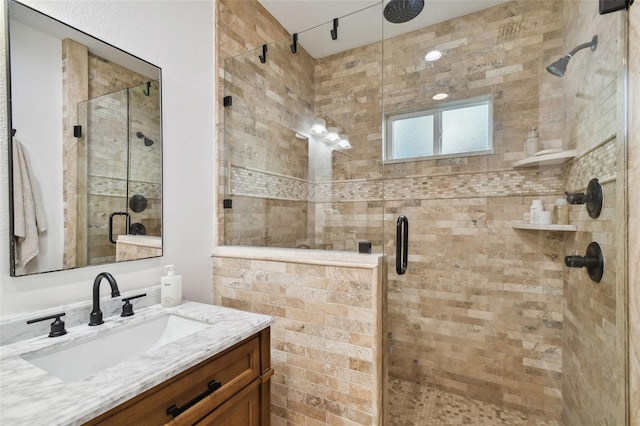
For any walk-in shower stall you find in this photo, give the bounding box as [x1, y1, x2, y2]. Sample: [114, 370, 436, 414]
[219, 0, 630, 424]
[78, 81, 162, 266]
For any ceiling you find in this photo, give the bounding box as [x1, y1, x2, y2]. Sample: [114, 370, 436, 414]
[257, 0, 512, 58]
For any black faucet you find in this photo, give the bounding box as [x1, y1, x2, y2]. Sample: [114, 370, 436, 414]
[89, 272, 121, 326]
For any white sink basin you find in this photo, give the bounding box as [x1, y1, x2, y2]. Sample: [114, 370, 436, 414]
[23, 314, 210, 382]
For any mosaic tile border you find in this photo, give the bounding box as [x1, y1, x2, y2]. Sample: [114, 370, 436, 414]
[563, 136, 616, 191]
[231, 164, 563, 203]
[88, 176, 161, 199]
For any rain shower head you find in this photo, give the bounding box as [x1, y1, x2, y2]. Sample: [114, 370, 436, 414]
[383, 0, 424, 23]
[546, 35, 598, 77]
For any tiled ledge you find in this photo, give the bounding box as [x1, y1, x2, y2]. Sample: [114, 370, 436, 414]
[212, 245, 383, 269]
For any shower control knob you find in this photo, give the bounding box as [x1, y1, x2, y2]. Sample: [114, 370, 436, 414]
[565, 178, 603, 219]
[564, 242, 604, 283]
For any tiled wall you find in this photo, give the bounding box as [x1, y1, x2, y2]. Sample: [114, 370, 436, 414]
[222, 32, 315, 248]
[629, 3, 639, 423]
[558, 1, 627, 423]
[212, 248, 385, 426]
[62, 39, 87, 268]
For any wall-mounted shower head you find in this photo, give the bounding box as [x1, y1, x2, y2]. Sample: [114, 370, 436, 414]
[546, 35, 598, 77]
[136, 131, 154, 147]
[384, 0, 424, 24]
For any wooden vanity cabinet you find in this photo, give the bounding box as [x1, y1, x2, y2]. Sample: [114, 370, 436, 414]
[85, 328, 272, 426]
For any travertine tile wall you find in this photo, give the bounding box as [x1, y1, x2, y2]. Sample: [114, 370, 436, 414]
[212, 248, 385, 426]
[222, 30, 315, 248]
[628, 3, 639, 423]
[558, 1, 627, 424]
[217, 0, 305, 247]
[62, 39, 88, 268]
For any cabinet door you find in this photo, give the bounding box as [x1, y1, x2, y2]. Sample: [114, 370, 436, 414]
[85, 335, 260, 425]
[195, 378, 260, 426]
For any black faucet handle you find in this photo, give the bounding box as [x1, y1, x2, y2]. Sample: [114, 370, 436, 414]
[121, 293, 147, 317]
[27, 312, 68, 338]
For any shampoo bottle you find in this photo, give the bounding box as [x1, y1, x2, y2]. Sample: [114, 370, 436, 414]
[161, 265, 182, 307]
[530, 200, 543, 224]
[554, 198, 569, 225]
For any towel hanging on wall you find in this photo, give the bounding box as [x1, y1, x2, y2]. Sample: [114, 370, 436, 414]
[12, 137, 47, 267]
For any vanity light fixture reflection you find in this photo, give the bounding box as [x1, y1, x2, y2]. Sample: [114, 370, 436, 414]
[336, 136, 351, 149]
[310, 117, 327, 135]
[323, 127, 341, 143]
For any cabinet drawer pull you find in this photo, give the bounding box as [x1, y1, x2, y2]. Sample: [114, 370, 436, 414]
[166, 380, 222, 418]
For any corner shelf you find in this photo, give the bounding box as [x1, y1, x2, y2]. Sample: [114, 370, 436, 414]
[512, 222, 577, 232]
[512, 150, 576, 168]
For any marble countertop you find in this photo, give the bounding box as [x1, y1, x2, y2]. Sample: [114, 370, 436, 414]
[0, 302, 273, 426]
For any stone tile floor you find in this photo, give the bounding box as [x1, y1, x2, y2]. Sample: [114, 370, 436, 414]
[387, 378, 563, 426]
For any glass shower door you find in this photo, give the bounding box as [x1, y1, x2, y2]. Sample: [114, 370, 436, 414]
[381, 1, 628, 425]
[78, 89, 129, 266]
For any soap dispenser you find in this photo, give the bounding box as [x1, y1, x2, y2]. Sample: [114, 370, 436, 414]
[525, 126, 540, 156]
[161, 265, 182, 307]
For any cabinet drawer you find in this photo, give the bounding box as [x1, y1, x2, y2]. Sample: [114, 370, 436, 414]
[194, 378, 260, 426]
[86, 334, 261, 426]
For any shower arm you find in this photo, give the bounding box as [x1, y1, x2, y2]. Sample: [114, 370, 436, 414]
[565, 36, 598, 57]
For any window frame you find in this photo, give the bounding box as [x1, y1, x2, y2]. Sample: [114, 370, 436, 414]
[384, 95, 494, 163]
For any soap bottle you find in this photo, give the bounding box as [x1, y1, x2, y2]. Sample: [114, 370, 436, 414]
[161, 265, 182, 307]
[525, 126, 540, 156]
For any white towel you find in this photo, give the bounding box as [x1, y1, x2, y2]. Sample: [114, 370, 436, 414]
[12, 137, 47, 267]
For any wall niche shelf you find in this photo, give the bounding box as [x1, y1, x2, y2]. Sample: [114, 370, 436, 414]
[512, 222, 577, 232]
[512, 150, 576, 168]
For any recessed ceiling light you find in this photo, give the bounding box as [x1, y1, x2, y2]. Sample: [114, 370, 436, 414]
[432, 93, 448, 101]
[425, 50, 443, 62]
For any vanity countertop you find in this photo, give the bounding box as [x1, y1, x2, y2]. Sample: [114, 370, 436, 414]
[0, 302, 273, 426]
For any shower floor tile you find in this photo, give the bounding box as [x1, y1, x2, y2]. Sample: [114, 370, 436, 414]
[387, 378, 562, 426]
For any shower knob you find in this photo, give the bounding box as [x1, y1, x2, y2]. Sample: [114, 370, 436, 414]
[565, 178, 603, 219]
[564, 242, 604, 283]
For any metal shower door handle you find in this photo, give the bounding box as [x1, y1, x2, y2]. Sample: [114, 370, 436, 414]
[108, 212, 130, 244]
[396, 215, 409, 275]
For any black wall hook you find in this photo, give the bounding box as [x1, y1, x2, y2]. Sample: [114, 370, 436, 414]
[290, 33, 298, 54]
[142, 81, 151, 96]
[259, 44, 267, 63]
[330, 18, 339, 40]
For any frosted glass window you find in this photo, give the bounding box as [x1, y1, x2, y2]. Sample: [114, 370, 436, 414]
[392, 115, 434, 159]
[385, 96, 493, 162]
[441, 104, 490, 155]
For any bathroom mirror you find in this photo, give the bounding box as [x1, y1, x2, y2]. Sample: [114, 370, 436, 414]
[8, 0, 163, 276]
